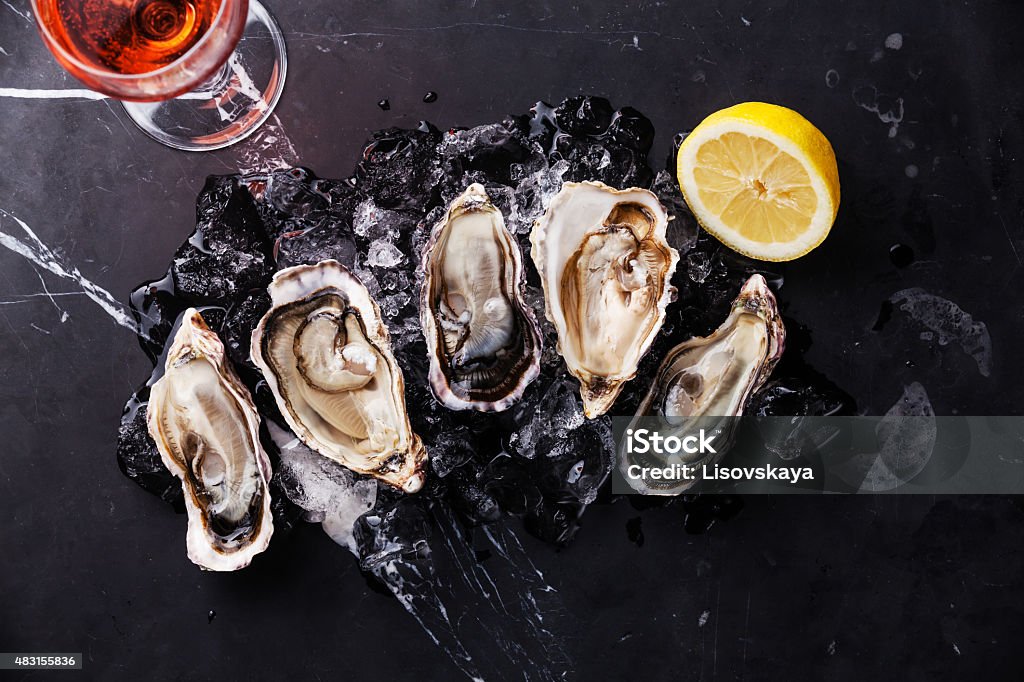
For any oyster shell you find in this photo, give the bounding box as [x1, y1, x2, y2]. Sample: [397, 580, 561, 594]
[147, 309, 274, 571]
[250, 260, 427, 493]
[621, 274, 786, 494]
[530, 180, 679, 418]
[420, 183, 542, 411]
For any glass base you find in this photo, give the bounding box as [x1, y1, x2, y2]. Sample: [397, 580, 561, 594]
[122, 0, 287, 152]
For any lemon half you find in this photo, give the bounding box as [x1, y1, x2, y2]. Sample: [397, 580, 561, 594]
[676, 102, 840, 261]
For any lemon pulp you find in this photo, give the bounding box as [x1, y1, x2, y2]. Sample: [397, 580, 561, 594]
[677, 102, 840, 261]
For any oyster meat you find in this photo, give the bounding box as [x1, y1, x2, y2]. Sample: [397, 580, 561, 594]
[531, 180, 679, 418]
[251, 260, 427, 493]
[420, 183, 542, 411]
[622, 274, 786, 494]
[147, 309, 274, 571]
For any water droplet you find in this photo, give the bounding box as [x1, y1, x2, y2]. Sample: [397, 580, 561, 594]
[885, 33, 903, 50]
[825, 69, 840, 88]
[905, 164, 919, 178]
[626, 516, 644, 547]
[377, 98, 390, 111]
[872, 299, 894, 331]
[207, 610, 216, 624]
[567, 459, 584, 484]
[889, 243, 915, 268]
[423, 91, 438, 103]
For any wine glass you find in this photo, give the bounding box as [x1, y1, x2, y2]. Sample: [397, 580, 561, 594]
[31, 0, 287, 152]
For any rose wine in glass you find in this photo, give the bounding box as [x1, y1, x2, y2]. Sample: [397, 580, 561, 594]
[32, 0, 288, 151]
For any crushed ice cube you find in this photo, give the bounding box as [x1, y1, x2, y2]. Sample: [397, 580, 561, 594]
[366, 239, 404, 268]
[687, 251, 712, 283]
[270, 423, 378, 555]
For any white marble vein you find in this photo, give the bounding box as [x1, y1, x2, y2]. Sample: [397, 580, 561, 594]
[0, 208, 152, 340]
[2, 0, 31, 23]
[0, 87, 226, 101]
[0, 87, 108, 100]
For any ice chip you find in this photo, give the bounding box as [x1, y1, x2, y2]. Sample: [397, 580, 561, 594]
[835, 382, 936, 492]
[366, 239, 404, 268]
[687, 251, 712, 283]
[891, 288, 992, 376]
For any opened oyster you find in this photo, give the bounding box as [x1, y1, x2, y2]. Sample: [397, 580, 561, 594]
[250, 260, 427, 493]
[420, 184, 542, 411]
[147, 309, 274, 571]
[621, 274, 786, 494]
[531, 181, 679, 418]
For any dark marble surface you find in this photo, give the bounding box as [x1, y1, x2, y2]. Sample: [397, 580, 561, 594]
[1, 1, 1023, 680]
